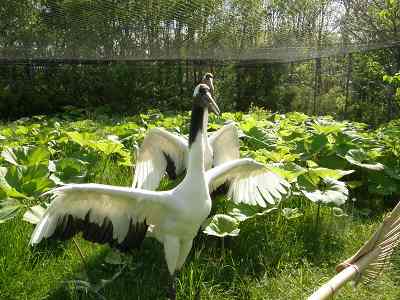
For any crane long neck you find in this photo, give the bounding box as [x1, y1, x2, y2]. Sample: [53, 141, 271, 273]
[187, 104, 208, 173]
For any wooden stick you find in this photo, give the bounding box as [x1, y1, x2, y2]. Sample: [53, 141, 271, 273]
[308, 247, 381, 300]
[308, 201, 400, 299]
[72, 238, 88, 270]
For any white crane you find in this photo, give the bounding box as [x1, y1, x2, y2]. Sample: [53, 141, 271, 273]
[133, 73, 289, 207]
[30, 84, 288, 298]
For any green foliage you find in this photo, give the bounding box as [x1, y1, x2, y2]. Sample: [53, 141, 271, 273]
[49, 158, 88, 184]
[300, 177, 348, 206]
[1, 108, 399, 229]
[203, 214, 240, 238]
[0, 198, 23, 224]
[383, 72, 400, 103]
[344, 149, 384, 171]
[227, 203, 278, 222]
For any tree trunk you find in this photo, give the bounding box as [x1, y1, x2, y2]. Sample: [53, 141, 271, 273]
[344, 53, 352, 115]
[313, 58, 322, 115]
[236, 65, 243, 110]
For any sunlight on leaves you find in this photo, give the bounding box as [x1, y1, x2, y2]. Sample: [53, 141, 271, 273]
[281, 207, 303, 220]
[227, 203, 277, 222]
[269, 162, 306, 183]
[202, 214, 240, 237]
[345, 149, 384, 171]
[301, 178, 348, 206]
[332, 207, 348, 217]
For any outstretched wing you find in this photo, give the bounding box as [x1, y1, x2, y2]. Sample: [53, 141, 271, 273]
[133, 128, 188, 190]
[30, 184, 170, 251]
[209, 123, 240, 166]
[206, 158, 290, 207]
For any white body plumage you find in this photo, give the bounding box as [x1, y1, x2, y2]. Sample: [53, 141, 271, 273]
[30, 84, 216, 277]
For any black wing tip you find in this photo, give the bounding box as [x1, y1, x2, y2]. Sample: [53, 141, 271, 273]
[117, 219, 148, 252]
[163, 151, 177, 180]
[49, 212, 148, 251]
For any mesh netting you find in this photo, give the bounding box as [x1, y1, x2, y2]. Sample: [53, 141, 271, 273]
[1, 0, 400, 124]
[1, 0, 399, 63]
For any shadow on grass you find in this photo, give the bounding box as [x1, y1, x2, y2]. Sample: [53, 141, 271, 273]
[45, 238, 170, 300]
[187, 207, 349, 288]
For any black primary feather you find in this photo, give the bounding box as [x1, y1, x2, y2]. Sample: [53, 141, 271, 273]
[51, 212, 148, 252]
[163, 152, 177, 179]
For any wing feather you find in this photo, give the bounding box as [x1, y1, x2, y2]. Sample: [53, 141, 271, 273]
[30, 184, 170, 251]
[206, 158, 290, 207]
[133, 128, 188, 190]
[209, 123, 240, 166]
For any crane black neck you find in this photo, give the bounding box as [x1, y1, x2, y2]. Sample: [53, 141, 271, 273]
[189, 103, 207, 147]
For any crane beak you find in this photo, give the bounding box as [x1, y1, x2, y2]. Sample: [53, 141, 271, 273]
[207, 78, 214, 96]
[205, 92, 220, 115]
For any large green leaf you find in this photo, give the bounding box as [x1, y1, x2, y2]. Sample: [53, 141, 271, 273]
[307, 134, 329, 154]
[332, 207, 348, 217]
[94, 140, 124, 155]
[0, 167, 7, 177]
[15, 125, 29, 136]
[312, 120, 346, 135]
[1, 128, 14, 138]
[29, 147, 51, 165]
[344, 149, 384, 171]
[308, 168, 354, 180]
[202, 214, 240, 237]
[4, 164, 53, 196]
[367, 173, 399, 195]
[1, 146, 50, 166]
[318, 155, 348, 170]
[239, 116, 258, 133]
[0, 167, 29, 199]
[285, 112, 309, 123]
[254, 148, 299, 163]
[1, 148, 18, 165]
[269, 162, 306, 183]
[105, 122, 140, 138]
[281, 207, 303, 220]
[300, 178, 348, 206]
[49, 158, 88, 183]
[66, 131, 95, 147]
[227, 203, 277, 222]
[0, 198, 23, 224]
[245, 127, 277, 150]
[384, 165, 400, 180]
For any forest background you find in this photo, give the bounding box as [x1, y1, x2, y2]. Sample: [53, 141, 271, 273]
[1, 0, 400, 126]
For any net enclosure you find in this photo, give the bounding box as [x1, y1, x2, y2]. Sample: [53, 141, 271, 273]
[1, 0, 400, 123]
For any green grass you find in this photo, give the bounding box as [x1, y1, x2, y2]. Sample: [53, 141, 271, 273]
[1, 158, 399, 300]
